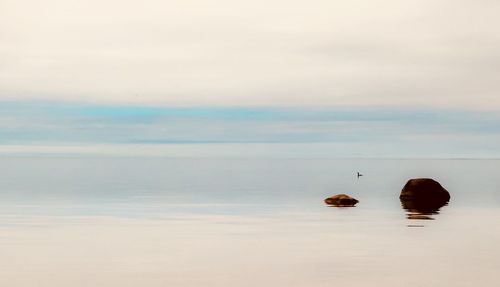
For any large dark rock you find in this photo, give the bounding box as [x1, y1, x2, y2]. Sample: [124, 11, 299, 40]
[324, 194, 359, 207]
[400, 178, 450, 203]
[400, 178, 450, 218]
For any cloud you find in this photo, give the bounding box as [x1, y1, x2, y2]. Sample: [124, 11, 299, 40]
[1, 0, 500, 108]
[0, 101, 499, 157]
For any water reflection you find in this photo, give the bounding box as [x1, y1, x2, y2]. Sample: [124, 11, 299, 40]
[400, 198, 449, 220]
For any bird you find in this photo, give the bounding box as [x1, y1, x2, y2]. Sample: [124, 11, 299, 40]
[357, 172, 363, 178]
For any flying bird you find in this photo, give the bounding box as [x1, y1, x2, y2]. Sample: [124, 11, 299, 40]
[357, 172, 363, 178]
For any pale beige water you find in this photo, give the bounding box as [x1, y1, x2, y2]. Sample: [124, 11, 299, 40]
[0, 158, 499, 286]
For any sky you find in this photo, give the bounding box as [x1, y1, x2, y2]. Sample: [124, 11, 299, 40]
[1, 1, 500, 157]
[0, 102, 499, 157]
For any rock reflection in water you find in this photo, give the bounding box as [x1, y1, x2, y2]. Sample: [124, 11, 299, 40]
[400, 198, 449, 220]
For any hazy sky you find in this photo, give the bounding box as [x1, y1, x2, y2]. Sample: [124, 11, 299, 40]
[1, 1, 500, 157]
[1, 0, 500, 108]
[0, 102, 499, 157]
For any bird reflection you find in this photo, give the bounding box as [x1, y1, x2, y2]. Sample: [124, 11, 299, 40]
[400, 198, 449, 220]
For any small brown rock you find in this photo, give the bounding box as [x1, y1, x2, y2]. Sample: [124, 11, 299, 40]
[324, 194, 359, 207]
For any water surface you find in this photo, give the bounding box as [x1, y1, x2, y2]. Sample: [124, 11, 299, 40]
[0, 158, 498, 286]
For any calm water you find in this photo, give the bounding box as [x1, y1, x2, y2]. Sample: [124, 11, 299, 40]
[0, 157, 499, 286]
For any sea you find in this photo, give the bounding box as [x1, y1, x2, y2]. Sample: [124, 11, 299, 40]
[0, 157, 498, 286]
